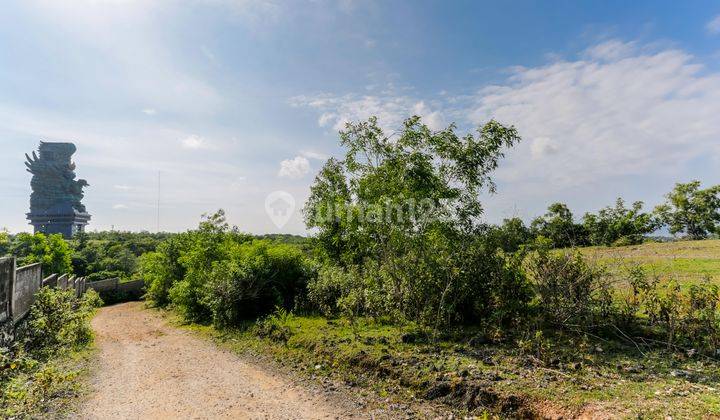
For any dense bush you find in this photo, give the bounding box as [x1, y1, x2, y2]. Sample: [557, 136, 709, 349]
[22, 288, 102, 358]
[203, 240, 315, 327]
[139, 235, 190, 307]
[140, 211, 313, 326]
[1, 288, 101, 416]
[70, 230, 170, 280]
[485, 217, 532, 253]
[303, 116, 533, 330]
[583, 198, 658, 246]
[530, 203, 589, 248]
[9, 233, 73, 274]
[525, 248, 613, 328]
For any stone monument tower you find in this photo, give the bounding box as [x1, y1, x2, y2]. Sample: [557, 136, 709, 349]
[25, 142, 91, 238]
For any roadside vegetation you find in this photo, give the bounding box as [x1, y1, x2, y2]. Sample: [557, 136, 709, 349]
[134, 116, 720, 417]
[0, 288, 102, 417]
[2, 115, 718, 416]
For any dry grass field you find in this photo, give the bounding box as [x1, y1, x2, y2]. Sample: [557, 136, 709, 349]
[577, 239, 720, 287]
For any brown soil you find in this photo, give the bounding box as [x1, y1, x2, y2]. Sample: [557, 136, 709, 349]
[77, 302, 405, 419]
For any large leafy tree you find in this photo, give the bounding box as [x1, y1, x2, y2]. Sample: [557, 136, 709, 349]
[304, 116, 531, 327]
[304, 116, 521, 264]
[583, 198, 659, 246]
[655, 181, 720, 239]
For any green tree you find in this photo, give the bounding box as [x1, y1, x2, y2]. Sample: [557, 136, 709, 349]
[304, 116, 531, 327]
[487, 217, 532, 252]
[305, 116, 521, 263]
[583, 198, 659, 246]
[0, 229, 9, 256]
[531, 203, 588, 248]
[140, 235, 189, 307]
[655, 181, 720, 239]
[9, 233, 72, 274]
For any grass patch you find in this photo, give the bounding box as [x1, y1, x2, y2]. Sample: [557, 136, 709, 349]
[174, 310, 720, 418]
[578, 239, 720, 287]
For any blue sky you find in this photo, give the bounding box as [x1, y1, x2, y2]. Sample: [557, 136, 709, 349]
[1, 0, 719, 234]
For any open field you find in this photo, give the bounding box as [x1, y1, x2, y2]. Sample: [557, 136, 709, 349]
[577, 239, 720, 287]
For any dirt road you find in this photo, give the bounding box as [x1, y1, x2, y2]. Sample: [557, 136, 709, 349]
[78, 302, 367, 419]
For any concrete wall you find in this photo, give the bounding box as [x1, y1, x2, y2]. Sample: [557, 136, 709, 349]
[57, 274, 69, 290]
[85, 278, 144, 302]
[42, 274, 58, 288]
[12, 263, 42, 321]
[0, 256, 145, 346]
[86, 278, 119, 294]
[0, 257, 14, 323]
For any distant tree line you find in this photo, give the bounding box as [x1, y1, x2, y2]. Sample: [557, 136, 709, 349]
[0, 229, 310, 283]
[488, 180, 720, 252]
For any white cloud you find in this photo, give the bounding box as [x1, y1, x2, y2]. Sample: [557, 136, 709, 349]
[300, 150, 329, 160]
[290, 93, 447, 133]
[470, 39, 720, 189]
[318, 112, 336, 127]
[529, 137, 558, 159]
[142, 108, 156, 115]
[584, 39, 636, 61]
[707, 15, 720, 34]
[412, 101, 445, 131]
[291, 38, 720, 219]
[113, 204, 129, 210]
[114, 185, 132, 190]
[181, 135, 210, 150]
[278, 156, 311, 179]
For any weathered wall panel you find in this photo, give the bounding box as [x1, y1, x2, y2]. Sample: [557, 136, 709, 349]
[57, 274, 68, 290]
[12, 263, 42, 321]
[0, 258, 14, 323]
[86, 278, 119, 293]
[42, 274, 58, 288]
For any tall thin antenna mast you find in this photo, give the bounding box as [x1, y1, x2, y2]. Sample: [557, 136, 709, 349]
[156, 171, 161, 233]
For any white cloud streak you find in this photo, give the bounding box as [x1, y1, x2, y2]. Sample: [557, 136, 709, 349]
[707, 15, 720, 34]
[289, 93, 447, 132]
[181, 135, 211, 150]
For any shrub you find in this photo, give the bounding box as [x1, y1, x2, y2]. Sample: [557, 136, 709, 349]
[683, 281, 720, 352]
[530, 203, 589, 248]
[85, 270, 125, 282]
[256, 307, 293, 343]
[20, 288, 102, 358]
[308, 261, 392, 321]
[307, 265, 356, 317]
[307, 232, 533, 331]
[203, 240, 315, 327]
[139, 236, 188, 307]
[583, 198, 658, 246]
[525, 249, 614, 328]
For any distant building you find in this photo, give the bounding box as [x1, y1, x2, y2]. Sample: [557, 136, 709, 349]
[25, 142, 91, 238]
